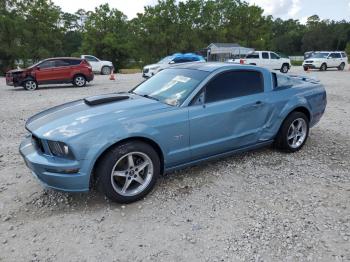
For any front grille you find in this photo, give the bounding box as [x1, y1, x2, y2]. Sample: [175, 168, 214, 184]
[305, 60, 313, 63]
[143, 68, 149, 73]
[32, 135, 45, 153]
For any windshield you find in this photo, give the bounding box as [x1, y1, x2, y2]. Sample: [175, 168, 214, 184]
[157, 56, 174, 64]
[28, 60, 44, 69]
[132, 69, 209, 106]
[310, 52, 329, 59]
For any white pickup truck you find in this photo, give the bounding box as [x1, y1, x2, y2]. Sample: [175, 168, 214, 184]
[238, 51, 291, 73]
[81, 55, 114, 75]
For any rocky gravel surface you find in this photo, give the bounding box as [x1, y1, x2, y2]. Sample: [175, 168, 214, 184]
[0, 67, 349, 261]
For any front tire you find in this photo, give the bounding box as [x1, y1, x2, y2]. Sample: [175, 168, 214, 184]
[338, 62, 345, 71]
[23, 80, 38, 91]
[280, 64, 289, 73]
[96, 141, 160, 203]
[275, 111, 309, 152]
[320, 63, 327, 71]
[73, 75, 86, 87]
[101, 66, 112, 75]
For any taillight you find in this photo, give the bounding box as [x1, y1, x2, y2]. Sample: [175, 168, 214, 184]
[240, 59, 244, 64]
[81, 59, 92, 70]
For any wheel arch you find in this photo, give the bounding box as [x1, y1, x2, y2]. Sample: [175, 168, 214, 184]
[90, 136, 165, 186]
[278, 106, 311, 134]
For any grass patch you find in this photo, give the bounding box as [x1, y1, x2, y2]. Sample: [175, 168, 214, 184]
[119, 68, 141, 74]
[291, 60, 303, 66]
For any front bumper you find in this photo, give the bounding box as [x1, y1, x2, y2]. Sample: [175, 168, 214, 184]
[303, 63, 319, 69]
[19, 136, 90, 192]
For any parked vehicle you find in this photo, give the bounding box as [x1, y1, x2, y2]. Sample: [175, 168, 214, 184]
[81, 55, 114, 75]
[302, 51, 348, 71]
[20, 63, 327, 203]
[142, 53, 205, 78]
[236, 51, 291, 73]
[6, 57, 94, 91]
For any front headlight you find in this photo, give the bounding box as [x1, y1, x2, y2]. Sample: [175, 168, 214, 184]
[47, 141, 75, 159]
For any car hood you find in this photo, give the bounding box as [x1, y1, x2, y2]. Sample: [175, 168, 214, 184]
[7, 68, 26, 74]
[304, 58, 325, 62]
[26, 93, 172, 140]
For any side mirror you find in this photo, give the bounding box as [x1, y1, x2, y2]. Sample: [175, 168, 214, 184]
[169, 61, 175, 64]
[36, 66, 40, 70]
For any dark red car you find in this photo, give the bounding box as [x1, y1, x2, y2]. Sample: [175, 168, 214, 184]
[6, 57, 94, 90]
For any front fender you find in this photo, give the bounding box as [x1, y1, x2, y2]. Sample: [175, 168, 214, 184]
[73, 123, 166, 181]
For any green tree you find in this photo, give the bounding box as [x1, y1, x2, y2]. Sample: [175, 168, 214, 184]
[80, 4, 130, 69]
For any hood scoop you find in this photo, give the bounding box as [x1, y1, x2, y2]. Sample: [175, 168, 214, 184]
[84, 93, 130, 106]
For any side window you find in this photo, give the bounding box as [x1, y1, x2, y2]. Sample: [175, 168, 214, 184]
[205, 70, 264, 103]
[270, 52, 280, 59]
[39, 60, 55, 69]
[85, 56, 99, 62]
[341, 52, 347, 58]
[55, 60, 70, 67]
[276, 74, 293, 87]
[66, 59, 81, 66]
[262, 52, 269, 59]
[246, 52, 259, 59]
[333, 53, 341, 58]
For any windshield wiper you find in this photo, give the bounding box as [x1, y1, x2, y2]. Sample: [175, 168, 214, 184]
[140, 94, 159, 101]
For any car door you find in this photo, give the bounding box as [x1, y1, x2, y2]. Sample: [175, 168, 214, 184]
[50, 59, 71, 82]
[35, 60, 56, 84]
[188, 69, 271, 161]
[84, 56, 100, 72]
[270, 52, 281, 70]
[261, 52, 271, 69]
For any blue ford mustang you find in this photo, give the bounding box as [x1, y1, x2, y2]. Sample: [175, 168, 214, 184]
[20, 63, 327, 203]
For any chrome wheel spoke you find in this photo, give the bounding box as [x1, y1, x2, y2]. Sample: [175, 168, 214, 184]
[113, 170, 127, 177]
[121, 178, 132, 193]
[136, 160, 149, 172]
[134, 175, 145, 185]
[127, 154, 135, 168]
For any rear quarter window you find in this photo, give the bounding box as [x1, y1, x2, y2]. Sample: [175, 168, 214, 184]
[66, 59, 82, 66]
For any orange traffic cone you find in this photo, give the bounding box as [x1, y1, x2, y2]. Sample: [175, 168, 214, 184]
[109, 70, 115, 80]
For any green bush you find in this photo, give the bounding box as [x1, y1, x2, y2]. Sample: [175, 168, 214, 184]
[291, 60, 303, 66]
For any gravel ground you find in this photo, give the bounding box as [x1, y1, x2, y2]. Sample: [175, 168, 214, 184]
[0, 67, 349, 262]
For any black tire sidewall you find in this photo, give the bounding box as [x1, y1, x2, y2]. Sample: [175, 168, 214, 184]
[320, 63, 327, 71]
[281, 64, 289, 73]
[338, 63, 345, 71]
[275, 111, 309, 152]
[97, 141, 160, 203]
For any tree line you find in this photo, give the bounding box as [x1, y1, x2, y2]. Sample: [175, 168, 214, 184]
[1, 0, 350, 74]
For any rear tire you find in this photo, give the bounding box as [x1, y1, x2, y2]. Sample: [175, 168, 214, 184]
[73, 75, 86, 87]
[101, 66, 112, 75]
[320, 63, 327, 71]
[280, 64, 289, 73]
[275, 111, 309, 152]
[96, 141, 160, 203]
[338, 62, 345, 71]
[23, 80, 38, 91]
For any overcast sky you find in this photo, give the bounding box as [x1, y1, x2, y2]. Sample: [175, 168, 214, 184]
[53, 0, 350, 22]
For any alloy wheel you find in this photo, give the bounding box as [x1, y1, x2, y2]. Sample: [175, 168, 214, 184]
[25, 81, 37, 91]
[75, 76, 86, 87]
[110, 152, 154, 197]
[287, 118, 307, 149]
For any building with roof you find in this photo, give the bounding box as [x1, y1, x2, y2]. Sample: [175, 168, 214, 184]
[199, 43, 254, 62]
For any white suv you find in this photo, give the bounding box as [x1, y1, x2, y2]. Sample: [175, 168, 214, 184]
[238, 51, 291, 73]
[302, 51, 348, 71]
[81, 55, 114, 75]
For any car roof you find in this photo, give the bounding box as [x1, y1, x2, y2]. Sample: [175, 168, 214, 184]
[170, 62, 262, 72]
[44, 57, 82, 61]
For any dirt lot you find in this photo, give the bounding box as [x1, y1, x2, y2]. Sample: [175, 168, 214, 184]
[0, 67, 349, 262]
